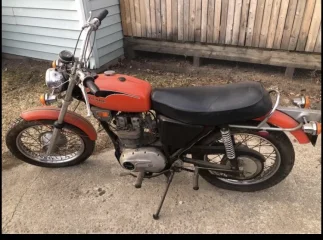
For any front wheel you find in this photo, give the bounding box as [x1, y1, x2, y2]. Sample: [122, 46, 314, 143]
[192, 129, 295, 192]
[6, 118, 95, 168]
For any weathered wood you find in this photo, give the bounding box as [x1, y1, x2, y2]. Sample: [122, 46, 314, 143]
[126, 38, 321, 70]
[150, 0, 157, 38]
[219, 0, 229, 44]
[139, 0, 146, 37]
[259, 0, 274, 48]
[213, 0, 222, 43]
[161, 0, 167, 39]
[166, 0, 172, 40]
[178, 0, 184, 41]
[123, 0, 133, 36]
[129, 0, 137, 36]
[225, 0, 235, 44]
[145, 0, 152, 38]
[245, 0, 257, 46]
[285, 67, 295, 79]
[193, 56, 201, 67]
[201, 0, 208, 42]
[119, 0, 128, 36]
[195, 0, 202, 42]
[238, 0, 250, 46]
[207, 0, 215, 43]
[296, 0, 316, 51]
[288, 0, 306, 50]
[314, 24, 321, 53]
[155, 0, 162, 39]
[188, 0, 196, 41]
[232, 0, 242, 45]
[266, 0, 281, 48]
[252, 0, 265, 47]
[281, 0, 298, 50]
[134, 0, 141, 37]
[273, 0, 289, 49]
[171, 0, 178, 41]
[183, 0, 190, 41]
[305, 0, 321, 52]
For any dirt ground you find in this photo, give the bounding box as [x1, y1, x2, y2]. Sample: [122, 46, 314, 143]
[1, 54, 321, 166]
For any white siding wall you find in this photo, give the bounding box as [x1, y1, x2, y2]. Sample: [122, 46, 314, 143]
[2, 0, 84, 61]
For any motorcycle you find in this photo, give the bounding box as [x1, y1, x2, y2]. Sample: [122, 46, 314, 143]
[6, 10, 322, 220]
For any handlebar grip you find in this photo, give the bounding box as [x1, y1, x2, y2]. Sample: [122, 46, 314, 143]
[84, 77, 100, 97]
[95, 9, 109, 22]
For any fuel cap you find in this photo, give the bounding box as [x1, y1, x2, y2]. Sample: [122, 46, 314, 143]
[104, 70, 115, 76]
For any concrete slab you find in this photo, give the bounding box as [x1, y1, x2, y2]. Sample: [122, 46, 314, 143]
[2, 136, 321, 234]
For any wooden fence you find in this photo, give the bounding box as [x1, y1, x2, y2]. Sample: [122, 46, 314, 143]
[120, 0, 321, 53]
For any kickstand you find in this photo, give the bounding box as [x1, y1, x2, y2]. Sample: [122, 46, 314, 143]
[153, 170, 175, 220]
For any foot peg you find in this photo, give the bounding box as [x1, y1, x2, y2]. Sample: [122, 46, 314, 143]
[193, 167, 199, 190]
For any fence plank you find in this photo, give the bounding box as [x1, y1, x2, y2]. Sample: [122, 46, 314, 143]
[225, 0, 235, 44]
[220, 0, 229, 44]
[273, 0, 289, 49]
[245, 0, 257, 46]
[139, 0, 146, 37]
[129, 0, 137, 36]
[266, 0, 281, 48]
[207, 0, 215, 43]
[231, 0, 242, 45]
[155, 0, 162, 39]
[134, 0, 142, 37]
[314, 24, 321, 52]
[145, 0, 152, 38]
[124, 0, 133, 36]
[161, 0, 167, 39]
[281, 0, 298, 49]
[252, 0, 265, 47]
[178, 0, 184, 41]
[172, 0, 178, 41]
[288, 0, 306, 50]
[150, 0, 157, 38]
[213, 0, 222, 43]
[189, 0, 196, 41]
[119, 0, 128, 36]
[296, 0, 316, 51]
[166, 0, 172, 40]
[201, 0, 208, 42]
[238, 0, 250, 46]
[195, 0, 202, 42]
[183, 0, 190, 40]
[305, 0, 321, 52]
[259, 0, 274, 48]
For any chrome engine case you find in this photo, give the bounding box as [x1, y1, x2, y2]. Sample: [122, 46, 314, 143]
[119, 147, 167, 173]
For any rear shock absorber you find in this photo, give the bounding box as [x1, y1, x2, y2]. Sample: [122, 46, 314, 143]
[220, 127, 236, 160]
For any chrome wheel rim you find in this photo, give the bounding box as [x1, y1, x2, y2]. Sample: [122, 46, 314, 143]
[16, 124, 85, 164]
[205, 133, 281, 185]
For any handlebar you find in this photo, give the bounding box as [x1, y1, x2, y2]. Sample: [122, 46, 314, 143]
[84, 77, 100, 97]
[94, 9, 109, 23]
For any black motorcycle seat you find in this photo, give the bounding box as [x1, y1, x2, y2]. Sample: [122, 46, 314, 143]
[151, 82, 273, 126]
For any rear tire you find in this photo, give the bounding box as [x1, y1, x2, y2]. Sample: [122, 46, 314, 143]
[192, 129, 295, 192]
[6, 118, 95, 168]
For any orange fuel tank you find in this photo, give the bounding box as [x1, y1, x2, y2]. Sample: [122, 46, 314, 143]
[87, 73, 152, 112]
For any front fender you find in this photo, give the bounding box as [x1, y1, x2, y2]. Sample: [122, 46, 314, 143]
[20, 106, 97, 141]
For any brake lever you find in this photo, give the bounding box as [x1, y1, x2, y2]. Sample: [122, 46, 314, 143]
[78, 82, 92, 117]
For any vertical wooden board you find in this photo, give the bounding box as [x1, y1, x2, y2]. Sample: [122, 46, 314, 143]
[166, 0, 172, 40]
[178, 0, 184, 40]
[188, 0, 196, 41]
[201, 0, 208, 42]
[219, 0, 229, 44]
[161, 0, 167, 39]
[281, 0, 298, 50]
[305, 0, 321, 52]
[139, 0, 146, 37]
[155, 0, 162, 39]
[172, 0, 178, 41]
[238, 0, 250, 46]
[150, 0, 157, 38]
[252, 0, 265, 47]
[207, 0, 215, 43]
[195, 0, 202, 42]
[266, 0, 281, 48]
[273, 0, 289, 49]
[213, 0, 222, 43]
[134, 0, 142, 37]
[129, 0, 137, 36]
[145, 0, 152, 38]
[232, 0, 242, 45]
[183, 0, 190, 40]
[288, 0, 306, 50]
[245, 0, 257, 46]
[225, 0, 235, 44]
[119, 0, 128, 36]
[296, 0, 316, 51]
[314, 24, 321, 52]
[124, 0, 133, 36]
[259, 0, 274, 48]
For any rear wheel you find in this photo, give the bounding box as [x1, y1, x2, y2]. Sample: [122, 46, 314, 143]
[6, 118, 95, 168]
[192, 128, 295, 192]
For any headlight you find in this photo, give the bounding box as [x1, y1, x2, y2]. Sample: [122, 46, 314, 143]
[45, 68, 64, 93]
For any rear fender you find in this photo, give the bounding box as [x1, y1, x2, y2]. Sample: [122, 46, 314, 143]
[20, 106, 97, 141]
[254, 110, 310, 144]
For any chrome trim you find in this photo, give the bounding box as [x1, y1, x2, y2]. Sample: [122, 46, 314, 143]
[257, 90, 280, 127]
[302, 121, 318, 135]
[277, 106, 321, 123]
[229, 123, 303, 132]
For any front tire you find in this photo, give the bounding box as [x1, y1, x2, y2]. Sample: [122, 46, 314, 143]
[192, 129, 295, 192]
[6, 118, 95, 168]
